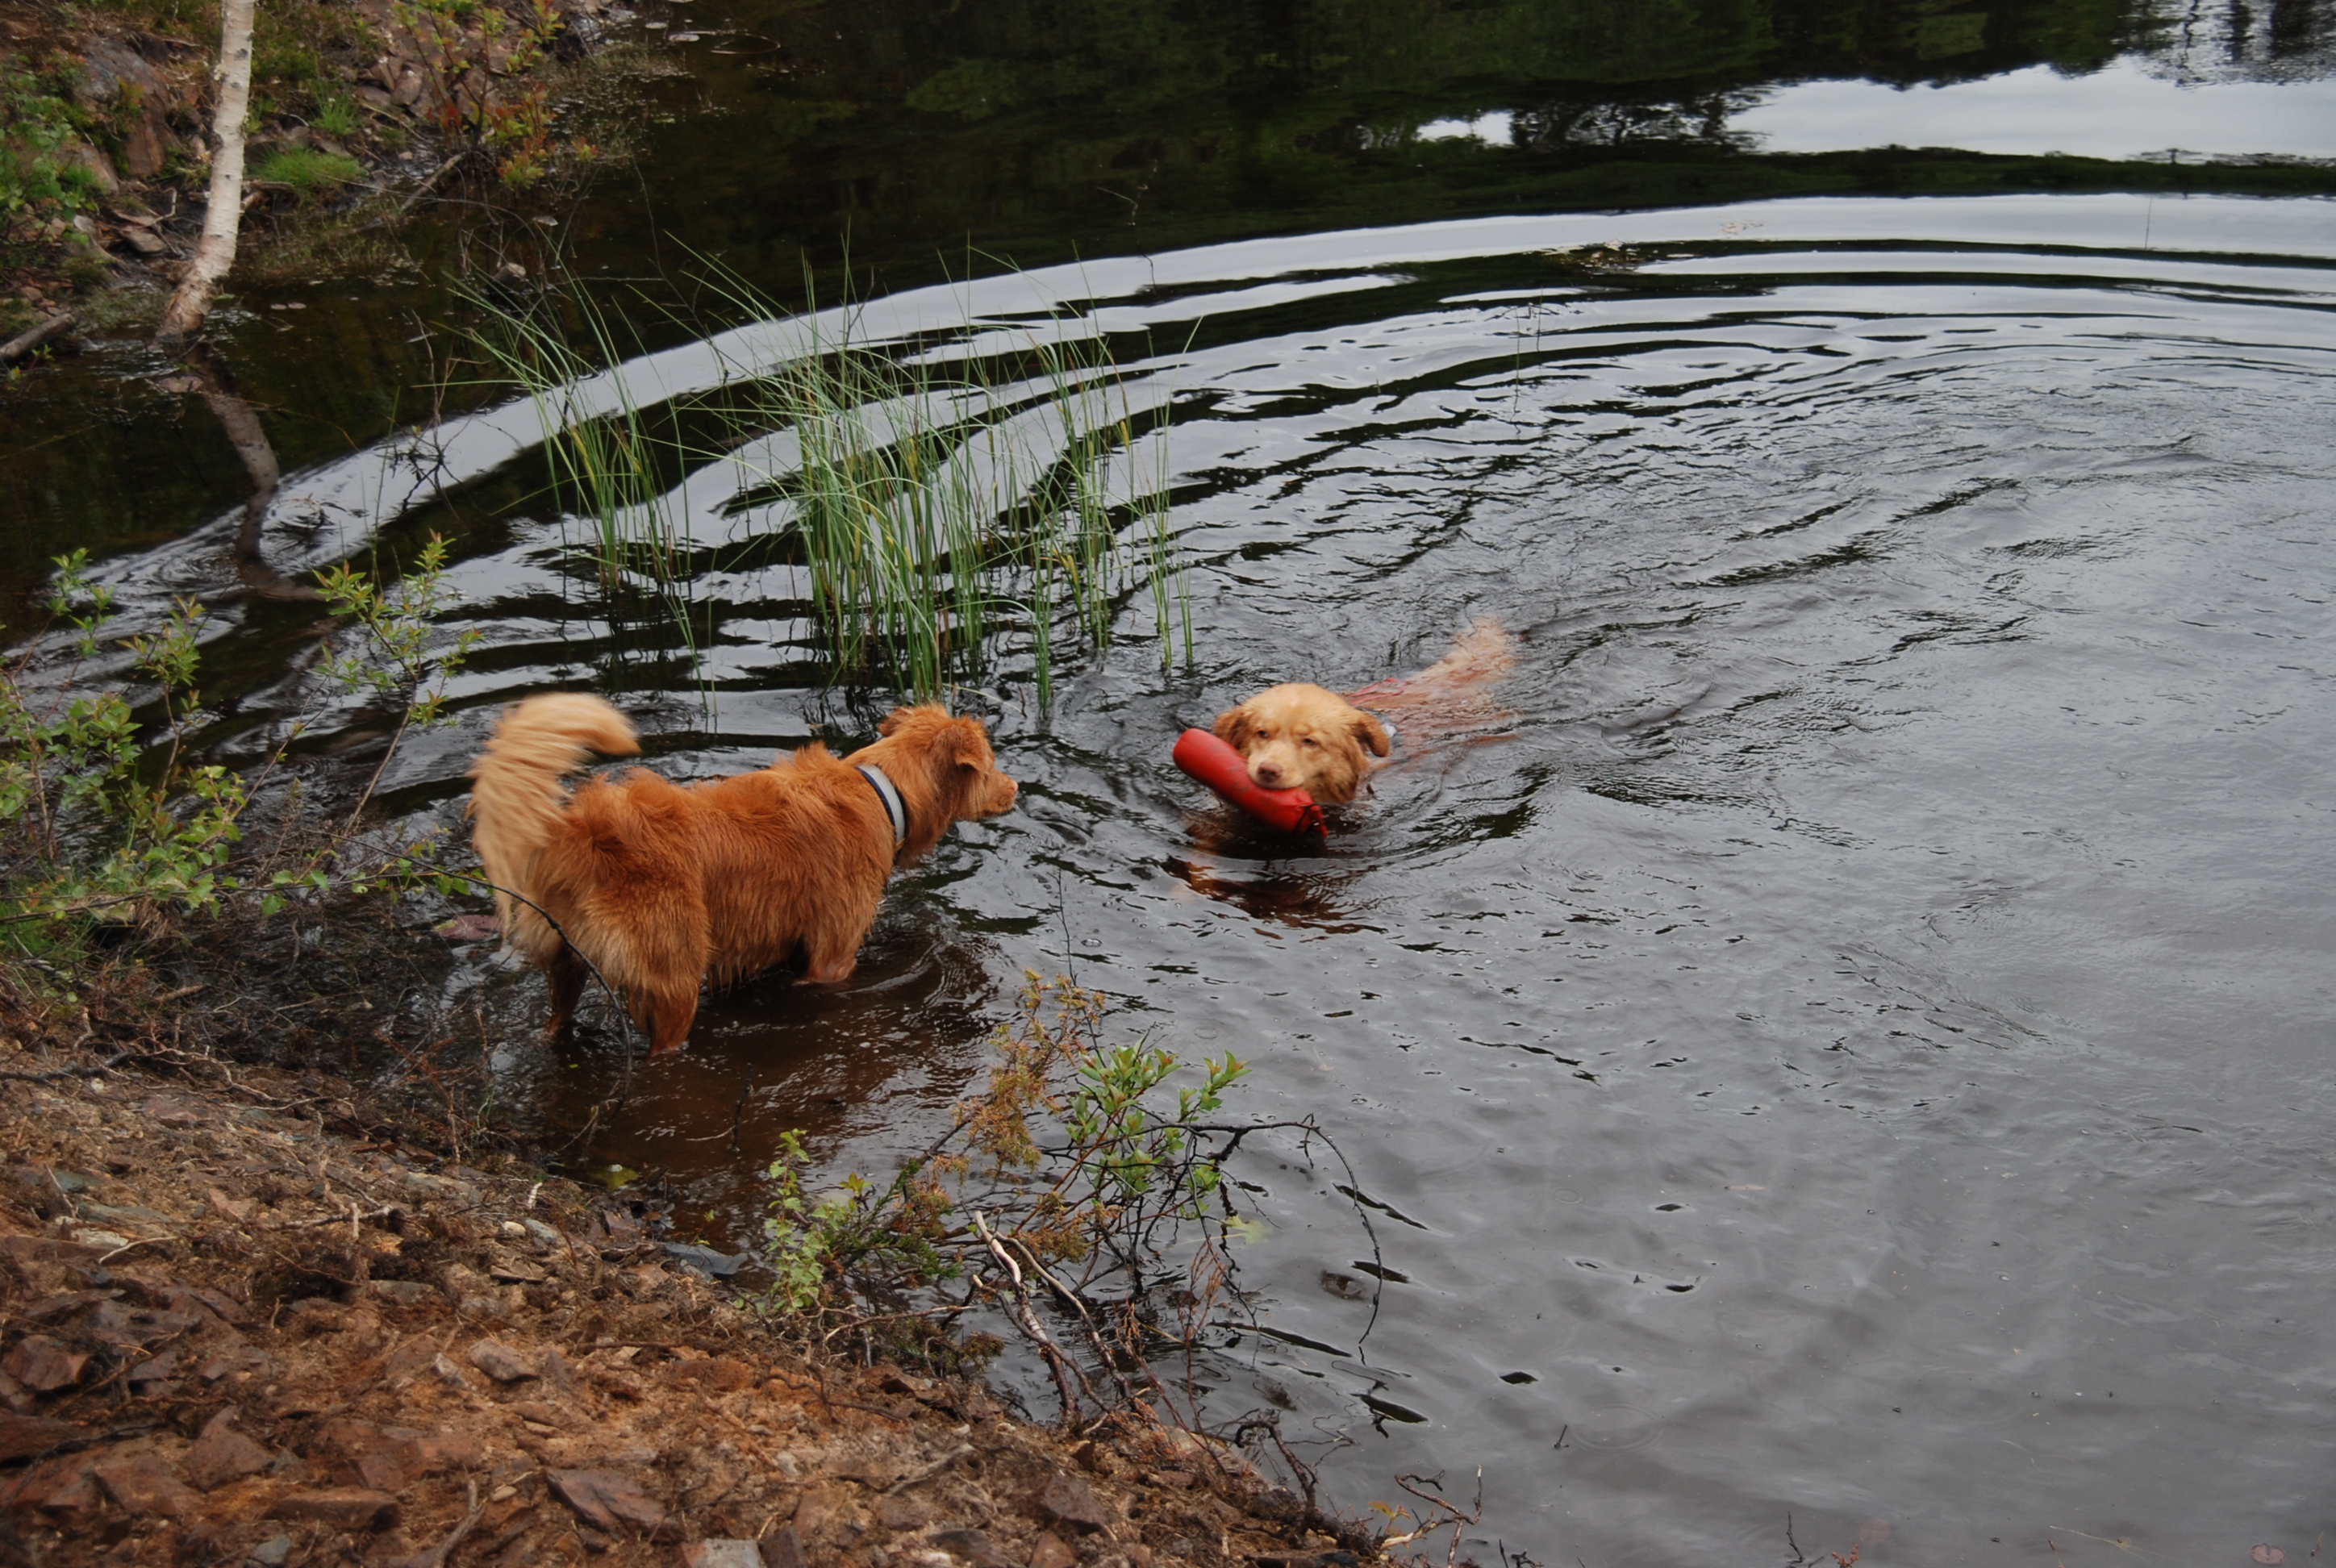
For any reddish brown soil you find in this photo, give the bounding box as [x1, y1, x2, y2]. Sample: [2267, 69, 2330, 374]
[0, 1039, 1379, 1568]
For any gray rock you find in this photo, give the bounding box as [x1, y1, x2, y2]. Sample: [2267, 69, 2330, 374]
[72, 43, 162, 105]
[467, 1339, 539, 1382]
[682, 1544, 768, 1568]
[1031, 1471, 1111, 1533]
[660, 1241, 748, 1278]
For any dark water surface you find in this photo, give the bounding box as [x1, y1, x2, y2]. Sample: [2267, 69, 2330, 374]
[7, 1, 2336, 1561]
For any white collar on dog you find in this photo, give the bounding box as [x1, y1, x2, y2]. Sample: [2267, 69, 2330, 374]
[856, 763, 907, 849]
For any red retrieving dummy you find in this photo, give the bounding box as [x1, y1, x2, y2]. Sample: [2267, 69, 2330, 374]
[1173, 728, 1327, 836]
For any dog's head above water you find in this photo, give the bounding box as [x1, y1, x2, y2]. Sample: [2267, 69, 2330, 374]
[850, 705, 1020, 854]
[1212, 682, 1391, 803]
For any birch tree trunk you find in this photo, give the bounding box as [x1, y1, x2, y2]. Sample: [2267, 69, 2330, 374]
[156, 0, 258, 348]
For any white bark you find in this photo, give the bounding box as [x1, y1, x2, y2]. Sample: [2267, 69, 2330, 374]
[156, 0, 258, 347]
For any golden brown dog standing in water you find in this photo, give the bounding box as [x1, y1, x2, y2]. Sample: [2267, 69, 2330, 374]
[1212, 618, 1516, 802]
[467, 694, 1018, 1057]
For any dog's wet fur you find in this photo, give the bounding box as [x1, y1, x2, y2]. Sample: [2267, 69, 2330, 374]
[1212, 618, 1516, 802]
[467, 696, 1017, 1057]
[1212, 685, 1391, 803]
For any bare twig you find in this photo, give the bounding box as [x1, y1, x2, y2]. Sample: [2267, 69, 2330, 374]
[1387, 1467, 1483, 1566]
[1008, 1235, 1156, 1417]
[882, 1442, 973, 1496]
[265, 1203, 400, 1232]
[973, 1209, 1097, 1428]
[398, 1478, 483, 1568]
[396, 148, 478, 217]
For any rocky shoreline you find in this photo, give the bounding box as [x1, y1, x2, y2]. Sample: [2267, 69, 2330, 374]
[1, 0, 646, 350]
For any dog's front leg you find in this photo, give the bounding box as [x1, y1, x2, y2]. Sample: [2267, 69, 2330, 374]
[640, 986, 701, 1057]
[544, 948, 588, 1043]
[801, 889, 881, 986]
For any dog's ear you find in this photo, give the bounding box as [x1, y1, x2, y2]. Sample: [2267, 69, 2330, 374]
[880, 704, 957, 740]
[1213, 705, 1254, 751]
[1349, 710, 1391, 757]
[945, 715, 992, 769]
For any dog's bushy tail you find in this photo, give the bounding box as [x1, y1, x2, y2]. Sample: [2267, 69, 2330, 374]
[467, 693, 639, 961]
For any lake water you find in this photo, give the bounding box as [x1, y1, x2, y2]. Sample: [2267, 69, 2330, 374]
[5, 0, 2335, 1561]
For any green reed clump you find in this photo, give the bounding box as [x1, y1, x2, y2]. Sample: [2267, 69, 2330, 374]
[469, 283, 686, 588]
[469, 263, 1189, 705]
[737, 297, 997, 707]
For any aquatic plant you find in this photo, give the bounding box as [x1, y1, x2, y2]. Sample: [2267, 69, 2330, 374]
[469, 264, 1191, 705]
[469, 283, 686, 588]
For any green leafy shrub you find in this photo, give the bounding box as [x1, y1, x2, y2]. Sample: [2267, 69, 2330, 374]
[391, 0, 576, 183]
[1, 64, 92, 219]
[761, 974, 1263, 1417]
[0, 537, 478, 932]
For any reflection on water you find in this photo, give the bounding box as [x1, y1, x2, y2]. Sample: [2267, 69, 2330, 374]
[522, 923, 1003, 1197]
[1741, 56, 2336, 159]
[7, 2, 2336, 588]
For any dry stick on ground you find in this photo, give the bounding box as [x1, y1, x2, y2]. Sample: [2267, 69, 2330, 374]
[402, 1479, 483, 1568]
[156, 0, 257, 346]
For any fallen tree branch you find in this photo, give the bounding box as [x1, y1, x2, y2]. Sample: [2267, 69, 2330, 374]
[397, 148, 478, 217]
[0, 311, 75, 365]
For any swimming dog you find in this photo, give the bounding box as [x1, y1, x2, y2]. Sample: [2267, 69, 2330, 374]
[1212, 618, 1515, 802]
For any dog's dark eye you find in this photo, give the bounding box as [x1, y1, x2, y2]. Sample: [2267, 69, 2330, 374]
[1300, 736, 1319, 748]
